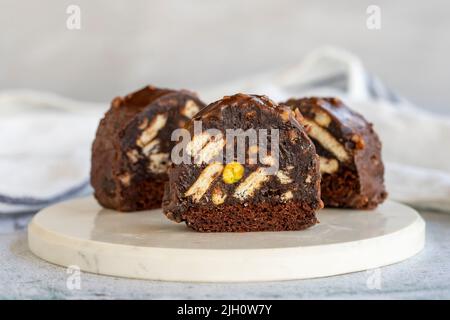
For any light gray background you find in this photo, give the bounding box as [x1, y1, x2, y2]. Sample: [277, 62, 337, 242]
[1, 0, 449, 113]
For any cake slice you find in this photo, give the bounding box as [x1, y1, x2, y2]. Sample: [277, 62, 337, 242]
[282, 97, 387, 209]
[91, 85, 206, 211]
[163, 93, 323, 232]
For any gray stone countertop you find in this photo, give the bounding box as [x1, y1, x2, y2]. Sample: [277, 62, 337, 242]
[0, 210, 449, 300]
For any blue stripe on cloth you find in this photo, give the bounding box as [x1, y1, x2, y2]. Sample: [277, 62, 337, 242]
[0, 180, 90, 207]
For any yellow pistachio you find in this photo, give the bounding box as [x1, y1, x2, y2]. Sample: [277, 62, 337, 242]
[222, 162, 245, 184]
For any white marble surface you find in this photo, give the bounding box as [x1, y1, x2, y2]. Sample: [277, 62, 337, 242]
[0, 208, 449, 299]
[27, 197, 424, 282]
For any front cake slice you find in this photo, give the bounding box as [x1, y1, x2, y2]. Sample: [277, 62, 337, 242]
[163, 93, 323, 232]
[282, 97, 387, 209]
[91, 85, 206, 211]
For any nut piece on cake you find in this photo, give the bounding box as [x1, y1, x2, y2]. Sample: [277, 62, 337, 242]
[281, 97, 387, 209]
[162, 93, 323, 232]
[91, 85, 206, 212]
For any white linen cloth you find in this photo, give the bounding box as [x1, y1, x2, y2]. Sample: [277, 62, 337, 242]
[1, 47, 449, 214]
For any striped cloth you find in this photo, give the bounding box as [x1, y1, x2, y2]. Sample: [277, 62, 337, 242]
[1, 47, 450, 214]
[0, 92, 104, 214]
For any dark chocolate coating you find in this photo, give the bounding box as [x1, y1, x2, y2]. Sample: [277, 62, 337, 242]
[282, 97, 387, 209]
[163, 93, 323, 232]
[91, 85, 206, 211]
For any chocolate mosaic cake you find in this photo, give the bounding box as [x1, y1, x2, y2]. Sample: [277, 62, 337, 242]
[91, 85, 206, 211]
[282, 97, 387, 209]
[162, 93, 323, 232]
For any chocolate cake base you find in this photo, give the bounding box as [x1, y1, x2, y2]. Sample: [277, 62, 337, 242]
[320, 167, 386, 210]
[111, 181, 166, 212]
[173, 202, 318, 233]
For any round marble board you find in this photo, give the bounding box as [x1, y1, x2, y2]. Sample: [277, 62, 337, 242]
[28, 196, 425, 282]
